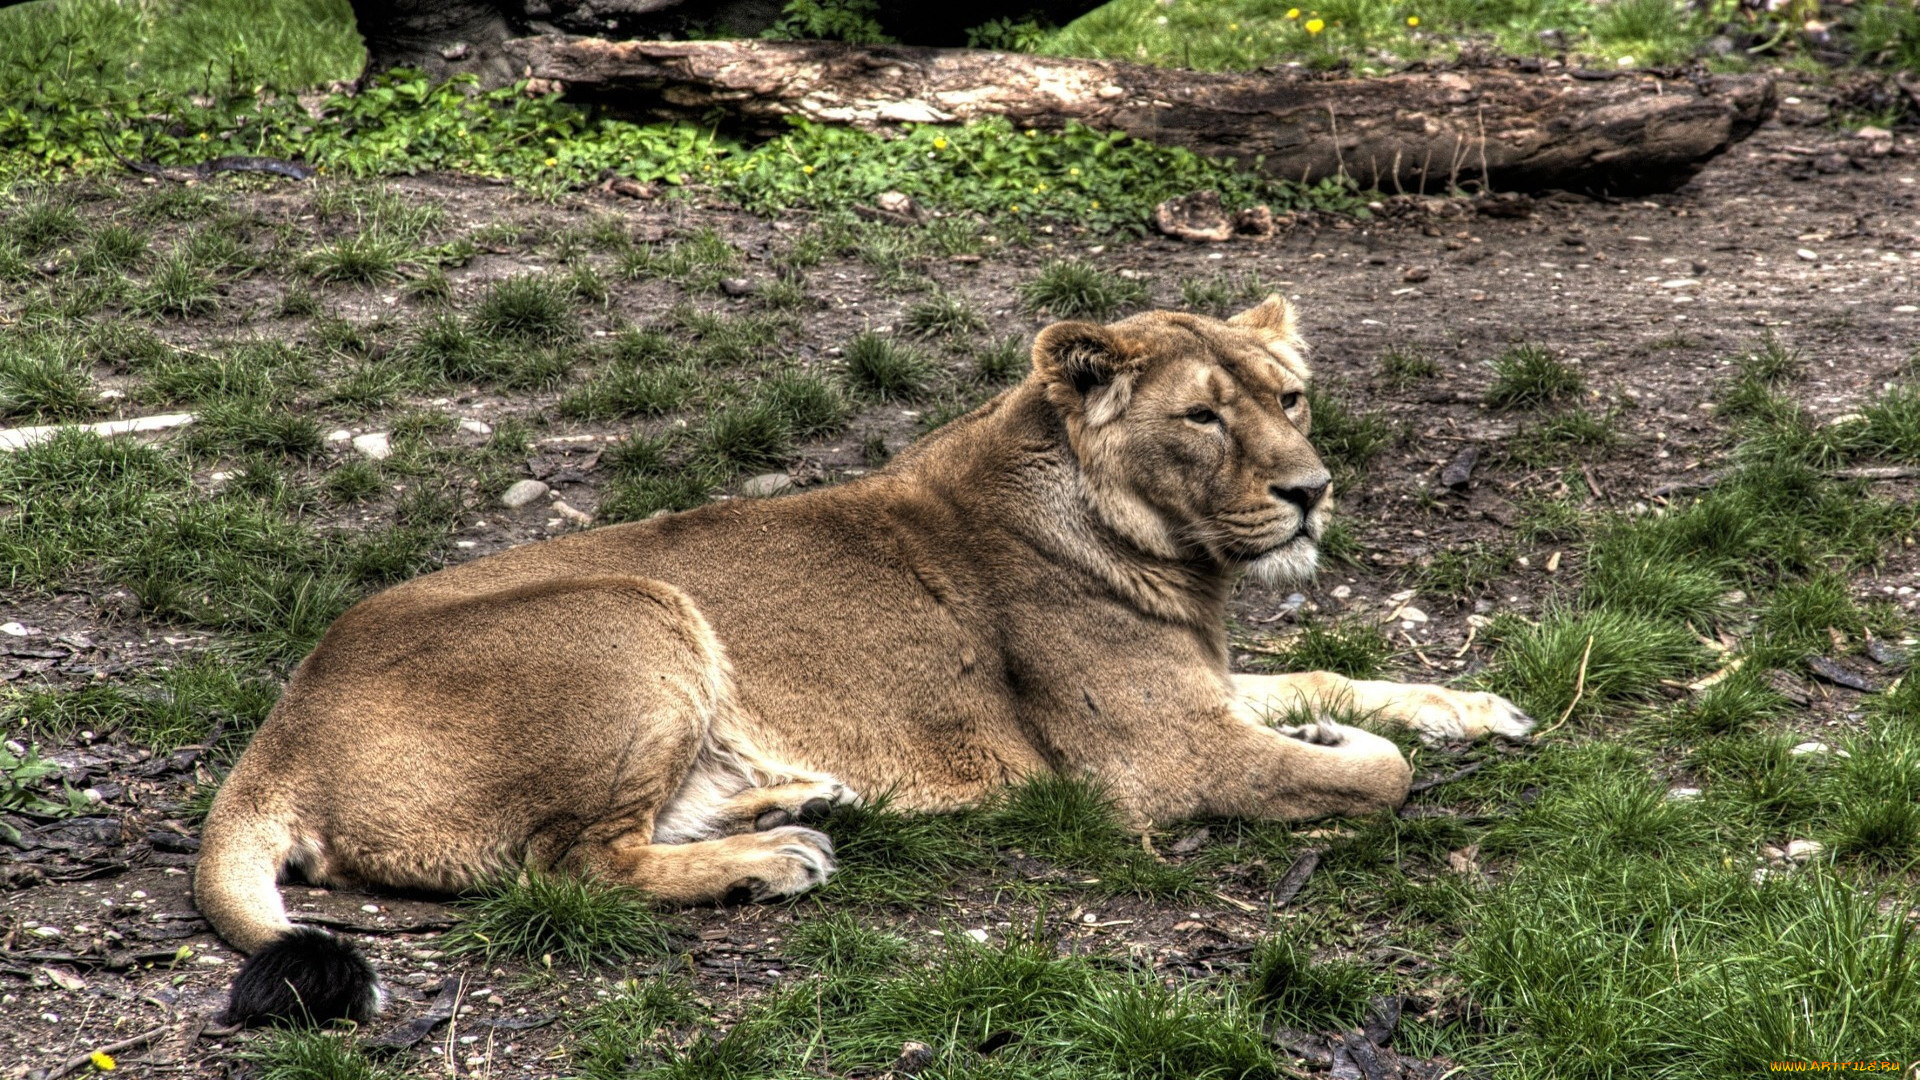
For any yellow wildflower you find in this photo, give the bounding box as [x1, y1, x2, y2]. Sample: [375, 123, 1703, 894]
[90, 1052, 116, 1072]
[543, 157, 558, 167]
[1010, 204, 1021, 213]
[1090, 200, 1100, 210]
[1305, 17, 1325, 33]
[197, 132, 210, 142]
[932, 137, 948, 150]
[1068, 167, 1080, 176]
[1285, 8, 1300, 18]
[1228, 22, 1239, 30]
[1406, 15, 1419, 26]
[802, 164, 815, 174]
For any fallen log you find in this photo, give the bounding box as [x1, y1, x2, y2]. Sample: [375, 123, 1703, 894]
[505, 37, 1775, 195]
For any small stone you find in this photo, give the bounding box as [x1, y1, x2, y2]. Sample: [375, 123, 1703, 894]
[439, 41, 470, 61]
[1790, 741, 1830, 756]
[1796, 248, 1819, 261]
[326, 428, 352, 443]
[1667, 786, 1702, 800]
[719, 277, 755, 297]
[1658, 278, 1698, 289]
[1785, 839, 1825, 863]
[500, 480, 550, 509]
[552, 500, 594, 527]
[0, 621, 29, 637]
[964, 928, 990, 943]
[740, 472, 794, 498]
[893, 1041, 936, 1076]
[1330, 585, 1352, 600]
[351, 432, 391, 460]
[1401, 266, 1430, 283]
[876, 191, 916, 216]
[459, 419, 492, 436]
[1395, 605, 1429, 624]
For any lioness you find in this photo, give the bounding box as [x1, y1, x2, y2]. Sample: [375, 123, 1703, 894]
[196, 296, 1530, 1025]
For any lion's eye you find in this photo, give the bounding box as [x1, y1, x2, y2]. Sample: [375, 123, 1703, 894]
[1184, 406, 1223, 426]
[1280, 392, 1302, 410]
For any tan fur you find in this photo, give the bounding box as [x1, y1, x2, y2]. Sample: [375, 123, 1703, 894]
[195, 297, 1530, 953]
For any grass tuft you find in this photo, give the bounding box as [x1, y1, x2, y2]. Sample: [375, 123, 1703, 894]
[443, 868, 680, 969]
[469, 274, 577, 343]
[1019, 259, 1148, 320]
[1485, 344, 1583, 411]
[844, 332, 935, 401]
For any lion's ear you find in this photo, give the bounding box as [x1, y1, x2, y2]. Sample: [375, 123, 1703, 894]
[1229, 294, 1297, 337]
[1228, 293, 1310, 383]
[1032, 321, 1143, 427]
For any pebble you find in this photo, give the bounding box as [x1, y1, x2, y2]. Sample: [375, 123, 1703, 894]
[500, 480, 550, 509]
[1785, 839, 1825, 863]
[964, 928, 990, 943]
[720, 277, 755, 297]
[1667, 786, 1702, 800]
[1394, 605, 1429, 624]
[351, 432, 392, 460]
[1658, 278, 1699, 289]
[1796, 248, 1819, 261]
[459, 419, 492, 436]
[739, 472, 794, 498]
[552, 500, 594, 527]
[1330, 585, 1352, 600]
[326, 428, 352, 442]
[0, 621, 30, 637]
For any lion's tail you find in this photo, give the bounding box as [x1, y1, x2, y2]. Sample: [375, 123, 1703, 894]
[194, 788, 380, 1026]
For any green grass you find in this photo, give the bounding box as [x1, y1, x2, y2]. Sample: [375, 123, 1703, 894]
[1305, 386, 1399, 483]
[964, 337, 1025, 385]
[1246, 620, 1394, 682]
[1507, 409, 1618, 465]
[470, 274, 578, 343]
[443, 868, 682, 970]
[844, 332, 935, 401]
[240, 1029, 393, 1080]
[1379, 348, 1437, 387]
[4, 654, 276, 753]
[620, 229, 741, 292]
[1019, 259, 1149, 320]
[1249, 936, 1387, 1032]
[0, 328, 98, 420]
[903, 291, 988, 337]
[1178, 272, 1266, 316]
[1485, 344, 1584, 411]
[558, 363, 705, 421]
[1478, 607, 1702, 725]
[583, 925, 1278, 1080]
[1420, 541, 1511, 603]
[303, 233, 412, 285]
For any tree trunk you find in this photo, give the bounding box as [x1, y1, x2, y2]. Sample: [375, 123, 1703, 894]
[504, 36, 1776, 195]
[343, 0, 1103, 88]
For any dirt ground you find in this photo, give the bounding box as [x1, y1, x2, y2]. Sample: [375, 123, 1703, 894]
[4, 98, 1919, 1078]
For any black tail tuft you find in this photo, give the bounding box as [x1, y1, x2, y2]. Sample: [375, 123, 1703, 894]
[219, 927, 381, 1027]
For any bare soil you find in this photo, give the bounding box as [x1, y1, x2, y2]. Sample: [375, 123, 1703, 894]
[4, 106, 1919, 1078]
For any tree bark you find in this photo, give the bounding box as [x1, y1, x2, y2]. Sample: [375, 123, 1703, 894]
[504, 36, 1776, 195]
[342, 0, 1104, 88]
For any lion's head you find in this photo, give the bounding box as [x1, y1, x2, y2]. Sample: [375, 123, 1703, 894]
[1030, 295, 1331, 586]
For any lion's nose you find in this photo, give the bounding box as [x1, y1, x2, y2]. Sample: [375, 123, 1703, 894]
[1270, 476, 1330, 514]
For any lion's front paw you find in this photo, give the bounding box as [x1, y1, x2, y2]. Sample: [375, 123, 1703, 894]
[1405, 688, 1535, 743]
[722, 826, 837, 903]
